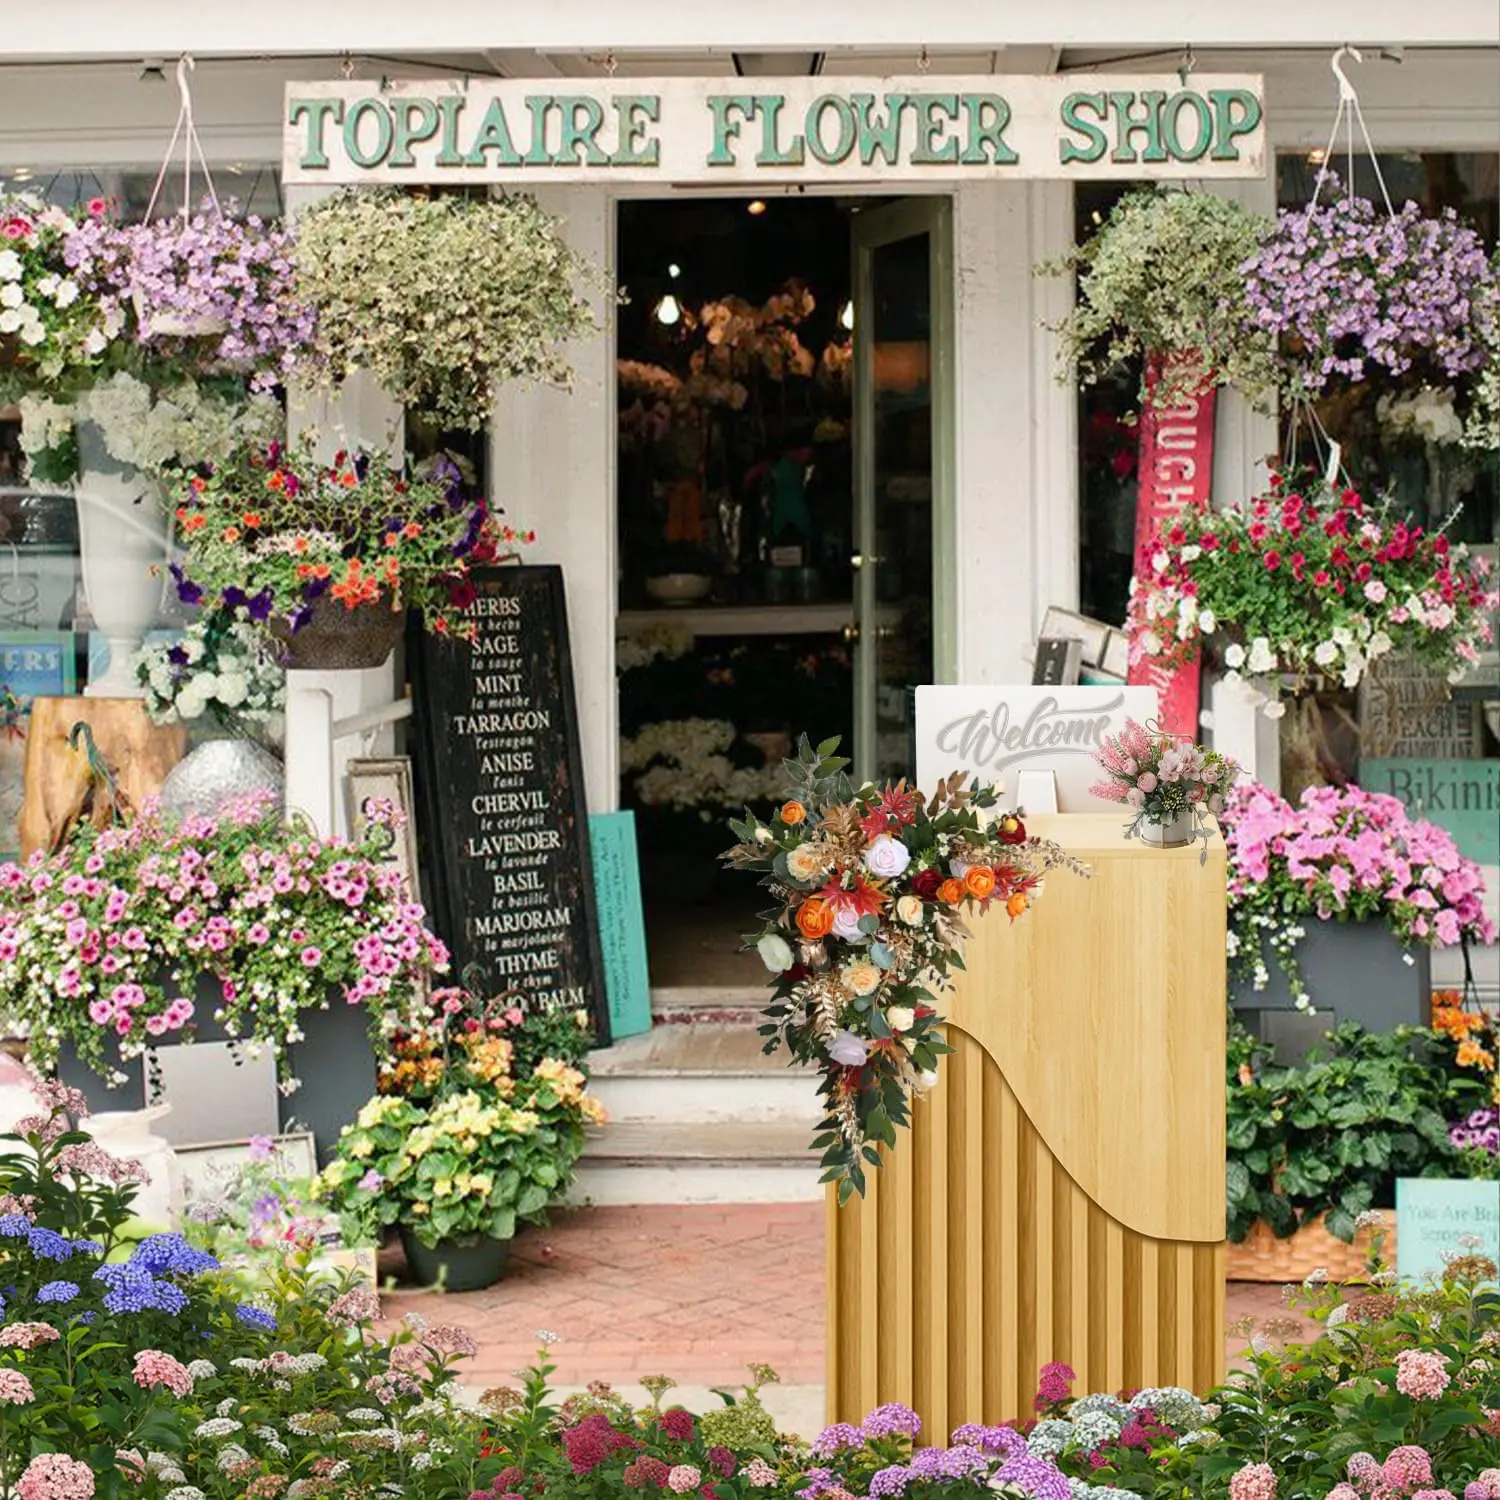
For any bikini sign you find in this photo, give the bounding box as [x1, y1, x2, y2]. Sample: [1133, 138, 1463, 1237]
[283, 75, 1265, 185]
[915, 685, 1159, 812]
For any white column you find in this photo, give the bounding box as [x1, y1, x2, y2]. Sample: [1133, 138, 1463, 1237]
[951, 180, 1073, 687]
[489, 186, 618, 814]
[278, 182, 406, 839]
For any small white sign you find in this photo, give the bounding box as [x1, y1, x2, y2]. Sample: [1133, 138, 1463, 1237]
[915, 684, 1158, 811]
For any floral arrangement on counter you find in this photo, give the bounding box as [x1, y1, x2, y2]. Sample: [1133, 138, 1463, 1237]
[723, 737, 1088, 1199]
[1128, 474, 1497, 690]
[1240, 183, 1497, 398]
[0, 789, 446, 1086]
[0, 1083, 501, 1494]
[1223, 780, 1495, 1009]
[166, 437, 526, 647]
[1090, 718, 1240, 852]
[133, 611, 286, 741]
[1039, 185, 1279, 410]
[292, 189, 606, 431]
[317, 988, 603, 1253]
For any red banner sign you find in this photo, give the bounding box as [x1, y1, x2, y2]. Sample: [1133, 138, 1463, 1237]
[1126, 355, 1216, 737]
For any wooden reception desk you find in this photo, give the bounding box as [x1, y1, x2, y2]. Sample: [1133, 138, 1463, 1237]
[826, 814, 1226, 1429]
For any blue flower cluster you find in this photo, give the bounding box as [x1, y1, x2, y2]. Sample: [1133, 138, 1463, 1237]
[234, 1303, 277, 1332]
[92, 1263, 190, 1316]
[35, 1280, 79, 1304]
[129, 1234, 220, 1278]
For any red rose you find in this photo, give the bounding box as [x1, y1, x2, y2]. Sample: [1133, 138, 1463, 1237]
[911, 869, 943, 900]
[996, 814, 1027, 845]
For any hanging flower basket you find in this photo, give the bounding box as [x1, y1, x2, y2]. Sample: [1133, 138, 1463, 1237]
[129, 286, 227, 341]
[273, 595, 406, 671]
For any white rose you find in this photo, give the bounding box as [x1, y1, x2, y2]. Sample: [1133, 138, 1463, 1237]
[1247, 637, 1276, 675]
[896, 895, 924, 926]
[831, 906, 865, 942]
[0, 284, 23, 310]
[0, 308, 21, 334]
[1223, 643, 1246, 670]
[863, 834, 912, 880]
[0, 249, 22, 281]
[1313, 641, 1339, 667]
[1198, 609, 1216, 635]
[756, 934, 794, 973]
[886, 1006, 916, 1034]
[175, 688, 206, 720]
[53, 279, 79, 308]
[914, 1069, 940, 1094]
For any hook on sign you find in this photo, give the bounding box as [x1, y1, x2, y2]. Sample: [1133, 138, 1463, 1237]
[1330, 44, 1363, 103]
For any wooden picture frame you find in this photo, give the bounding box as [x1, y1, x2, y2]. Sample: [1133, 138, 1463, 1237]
[1039, 607, 1110, 668]
[345, 756, 421, 903]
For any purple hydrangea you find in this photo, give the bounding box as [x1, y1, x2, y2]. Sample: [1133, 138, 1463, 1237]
[1241, 183, 1495, 390]
[813, 1424, 866, 1458]
[861, 1403, 922, 1440]
[234, 1302, 278, 1332]
[868, 1466, 911, 1498]
[951, 1425, 1027, 1457]
[25, 1228, 74, 1261]
[796, 1468, 838, 1500]
[992, 1453, 1070, 1500]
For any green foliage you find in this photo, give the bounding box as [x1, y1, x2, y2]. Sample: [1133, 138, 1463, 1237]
[1227, 1021, 1458, 1242]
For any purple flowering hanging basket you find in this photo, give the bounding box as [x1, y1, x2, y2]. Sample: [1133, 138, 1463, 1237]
[274, 596, 405, 671]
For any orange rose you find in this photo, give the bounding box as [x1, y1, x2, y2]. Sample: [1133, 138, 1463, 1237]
[963, 866, 996, 900]
[795, 896, 836, 940]
[781, 801, 807, 826]
[936, 878, 964, 907]
[1006, 891, 1029, 919]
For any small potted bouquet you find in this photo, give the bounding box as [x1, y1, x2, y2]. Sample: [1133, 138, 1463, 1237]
[1090, 719, 1241, 851]
[723, 736, 1088, 1199]
[317, 988, 603, 1291]
[134, 611, 286, 743]
[166, 438, 528, 668]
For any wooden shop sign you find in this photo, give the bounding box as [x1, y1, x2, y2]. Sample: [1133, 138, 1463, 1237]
[408, 565, 610, 1044]
[284, 74, 1265, 185]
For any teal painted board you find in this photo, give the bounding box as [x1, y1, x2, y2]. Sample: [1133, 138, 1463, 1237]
[1396, 1178, 1500, 1283]
[588, 811, 653, 1041]
[1361, 758, 1500, 865]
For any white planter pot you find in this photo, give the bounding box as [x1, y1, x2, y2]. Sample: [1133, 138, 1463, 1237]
[74, 421, 168, 699]
[1140, 806, 1196, 849]
[85, 1103, 184, 1228]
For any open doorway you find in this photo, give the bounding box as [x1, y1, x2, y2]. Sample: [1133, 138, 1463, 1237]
[614, 194, 947, 991]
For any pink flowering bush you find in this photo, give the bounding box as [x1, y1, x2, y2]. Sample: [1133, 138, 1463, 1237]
[0, 790, 448, 1084]
[1224, 779, 1494, 1004]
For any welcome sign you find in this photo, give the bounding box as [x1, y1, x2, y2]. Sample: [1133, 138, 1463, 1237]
[915, 685, 1158, 811]
[284, 74, 1265, 185]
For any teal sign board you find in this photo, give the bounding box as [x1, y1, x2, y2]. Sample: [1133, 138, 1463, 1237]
[1397, 1178, 1500, 1282]
[588, 811, 653, 1041]
[1361, 758, 1500, 866]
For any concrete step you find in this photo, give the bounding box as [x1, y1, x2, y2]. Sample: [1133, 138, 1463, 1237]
[650, 984, 768, 1017]
[590, 1021, 821, 1125]
[572, 1120, 824, 1206]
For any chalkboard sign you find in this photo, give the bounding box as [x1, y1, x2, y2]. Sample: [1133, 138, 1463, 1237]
[408, 565, 611, 1045]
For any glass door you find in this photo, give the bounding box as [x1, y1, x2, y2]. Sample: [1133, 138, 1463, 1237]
[851, 199, 954, 784]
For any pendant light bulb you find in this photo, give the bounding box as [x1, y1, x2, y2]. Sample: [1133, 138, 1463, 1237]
[655, 293, 682, 327]
[840, 300, 855, 332]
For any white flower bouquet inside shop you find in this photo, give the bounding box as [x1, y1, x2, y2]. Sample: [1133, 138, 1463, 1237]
[134, 616, 285, 742]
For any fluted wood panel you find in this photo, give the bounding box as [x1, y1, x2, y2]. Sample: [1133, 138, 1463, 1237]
[827, 815, 1226, 1427]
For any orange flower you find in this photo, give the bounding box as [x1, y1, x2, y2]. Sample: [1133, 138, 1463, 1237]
[1434, 1006, 1473, 1040]
[781, 801, 806, 826]
[241, 512, 262, 528]
[340, 471, 357, 488]
[937, 878, 964, 906]
[963, 866, 996, 900]
[403, 522, 421, 539]
[267, 471, 285, 492]
[174, 505, 190, 521]
[190, 476, 206, 492]
[183, 514, 206, 533]
[222, 527, 240, 544]
[1005, 891, 1029, 920]
[292, 536, 310, 555]
[1457, 1039, 1496, 1072]
[384, 532, 402, 548]
[795, 897, 836, 941]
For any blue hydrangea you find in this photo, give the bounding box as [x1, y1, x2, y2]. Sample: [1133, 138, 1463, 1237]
[0, 1215, 30, 1237]
[234, 1303, 277, 1332]
[92, 1263, 188, 1315]
[129, 1234, 219, 1278]
[25, 1228, 74, 1261]
[35, 1280, 79, 1304]
[69, 1238, 103, 1257]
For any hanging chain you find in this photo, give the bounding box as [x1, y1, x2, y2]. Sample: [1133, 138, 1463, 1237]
[340, 51, 356, 80]
[604, 51, 618, 77]
[1312, 46, 1396, 218]
[917, 46, 930, 75]
[1177, 44, 1196, 86]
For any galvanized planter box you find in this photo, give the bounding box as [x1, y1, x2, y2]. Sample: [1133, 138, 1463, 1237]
[1232, 918, 1431, 1063]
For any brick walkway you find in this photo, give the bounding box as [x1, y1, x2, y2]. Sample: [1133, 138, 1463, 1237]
[376, 1203, 826, 1389]
[375, 1202, 1305, 1393]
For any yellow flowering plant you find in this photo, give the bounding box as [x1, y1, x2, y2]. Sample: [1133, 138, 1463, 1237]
[317, 992, 605, 1249]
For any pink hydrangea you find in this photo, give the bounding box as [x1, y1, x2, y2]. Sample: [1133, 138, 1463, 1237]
[1385, 1448, 1436, 1491]
[0, 1323, 60, 1349]
[131, 1348, 193, 1398]
[16, 1454, 95, 1500]
[0, 1367, 34, 1403]
[1396, 1350, 1451, 1401]
[667, 1469, 702, 1495]
[1325, 1487, 1362, 1500]
[1231, 1464, 1278, 1500]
